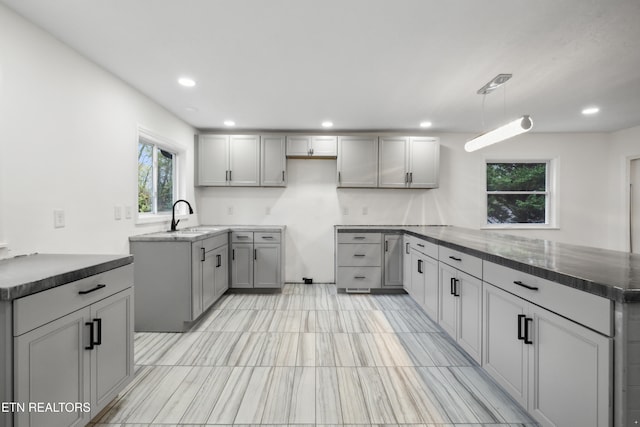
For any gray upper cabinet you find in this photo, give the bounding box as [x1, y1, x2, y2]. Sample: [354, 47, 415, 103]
[337, 136, 378, 187]
[286, 135, 337, 157]
[261, 135, 287, 186]
[379, 136, 439, 188]
[196, 134, 260, 186]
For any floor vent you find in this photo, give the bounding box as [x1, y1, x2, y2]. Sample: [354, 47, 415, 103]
[345, 288, 371, 294]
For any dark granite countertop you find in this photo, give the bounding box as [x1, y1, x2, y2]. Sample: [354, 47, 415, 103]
[0, 253, 133, 301]
[129, 225, 286, 243]
[336, 225, 640, 303]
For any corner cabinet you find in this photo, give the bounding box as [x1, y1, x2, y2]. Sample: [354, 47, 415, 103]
[231, 230, 283, 289]
[379, 136, 439, 188]
[337, 136, 378, 187]
[12, 264, 134, 427]
[196, 134, 260, 186]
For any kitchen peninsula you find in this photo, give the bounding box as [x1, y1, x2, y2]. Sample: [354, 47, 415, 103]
[336, 225, 640, 427]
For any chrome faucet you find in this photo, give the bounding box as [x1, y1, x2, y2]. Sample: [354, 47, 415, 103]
[170, 199, 194, 231]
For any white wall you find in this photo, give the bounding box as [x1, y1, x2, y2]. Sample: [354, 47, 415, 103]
[606, 125, 640, 251]
[0, 5, 197, 259]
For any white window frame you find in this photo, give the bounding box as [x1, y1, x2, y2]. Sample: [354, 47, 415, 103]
[483, 159, 558, 229]
[136, 127, 185, 224]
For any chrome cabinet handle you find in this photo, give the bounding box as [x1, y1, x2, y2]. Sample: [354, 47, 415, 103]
[78, 284, 106, 295]
[514, 280, 539, 291]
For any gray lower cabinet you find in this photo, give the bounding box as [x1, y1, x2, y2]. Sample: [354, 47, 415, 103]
[131, 233, 228, 331]
[383, 234, 403, 287]
[12, 267, 133, 427]
[438, 261, 482, 364]
[336, 232, 382, 289]
[483, 282, 611, 427]
[231, 231, 283, 289]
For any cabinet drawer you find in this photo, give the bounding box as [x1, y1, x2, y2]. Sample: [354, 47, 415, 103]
[13, 264, 133, 336]
[337, 267, 382, 289]
[439, 246, 482, 278]
[337, 232, 381, 244]
[410, 237, 438, 259]
[337, 244, 381, 266]
[202, 233, 229, 252]
[255, 232, 281, 243]
[483, 261, 612, 336]
[232, 231, 254, 242]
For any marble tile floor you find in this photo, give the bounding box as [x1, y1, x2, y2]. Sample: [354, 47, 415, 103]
[91, 284, 538, 427]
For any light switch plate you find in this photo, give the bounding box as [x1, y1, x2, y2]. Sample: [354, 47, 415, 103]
[114, 206, 122, 220]
[125, 206, 133, 219]
[53, 209, 65, 228]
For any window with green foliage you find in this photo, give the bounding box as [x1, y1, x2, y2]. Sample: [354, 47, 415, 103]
[138, 136, 177, 215]
[486, 162, 550, 225]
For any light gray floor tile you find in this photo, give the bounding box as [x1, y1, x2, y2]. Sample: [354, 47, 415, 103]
[316, 367, 343, 424]
[289, 367, 316, 424]
[107, 284, 537, 427]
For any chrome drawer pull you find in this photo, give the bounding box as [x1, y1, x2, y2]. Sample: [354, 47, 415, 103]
[354, 276, 366, 279]
[353, 254, 366, 257]
[417, 243, 425, 248]
[514, 280, 539, 291]
[78, 284, 106, 295]
[353, 236, 366, 240]
[449, 256, 462, 262]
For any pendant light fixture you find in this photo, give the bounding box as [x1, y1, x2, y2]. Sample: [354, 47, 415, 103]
[465, 74, 533, 152]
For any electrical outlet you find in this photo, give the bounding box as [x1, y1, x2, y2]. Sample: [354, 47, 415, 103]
[362, 206, 368, 215]
[227, 206, 234, 215]
[343, 207, 349, 215]
[114, 206, 122, 220]
[266, 206, 271, 215]
[53, 209, 65, 228]
[125, 206, 133, 219]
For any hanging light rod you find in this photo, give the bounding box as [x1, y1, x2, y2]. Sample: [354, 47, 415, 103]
[477, 73, 512, 95]
[465, 115, 533, 152]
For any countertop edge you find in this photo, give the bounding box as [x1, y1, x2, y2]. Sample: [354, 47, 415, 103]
[0, 255, 133, 301]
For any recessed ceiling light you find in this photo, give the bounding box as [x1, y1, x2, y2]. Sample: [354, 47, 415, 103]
[178, 77, 196, 87]
[420, 121, 432, 128]
[322, 121, 333, 128]
[223, 120, 235, 126]
[582, 106, 600, 115]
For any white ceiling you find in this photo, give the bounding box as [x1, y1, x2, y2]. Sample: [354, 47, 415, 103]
[3, 0, 640, 133]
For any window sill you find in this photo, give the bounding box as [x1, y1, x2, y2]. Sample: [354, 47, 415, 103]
[481, 224, 559, 230]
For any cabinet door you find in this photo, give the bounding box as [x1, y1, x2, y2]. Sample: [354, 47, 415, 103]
[229, 135, 260, 186]
[408, 137, 439, 188]
[337, 136, 378, 187]
[383, 235, 403, 287]
[231, 244, 253, 288]
[379, 137, 408, 188]
[311, 136, 337, 156]
[197, 135, 229, 186]
[91, 289, 134, 416]
[254, 243, 281, 288]
[457, 271, 482, 363]
[410, 250, 426, 306]
[214, 245, 229, 298]
[261, 135, 287, 186]
[422, 255, 439, 320]
[14, 307, 92, 427]
[402, 236, 412, 291]
[528, 305, 611, 427]
[438, 262, 458, 338]
[286, 136, 311, 156]
[202, 248, 217, 310]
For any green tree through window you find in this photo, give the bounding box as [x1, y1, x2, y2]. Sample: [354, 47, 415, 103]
[486, 162, 548, 224]
[138, 137, 176, 215]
